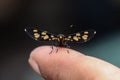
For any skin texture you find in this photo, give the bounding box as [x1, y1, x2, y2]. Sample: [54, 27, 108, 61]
[29, 46, 120, 80]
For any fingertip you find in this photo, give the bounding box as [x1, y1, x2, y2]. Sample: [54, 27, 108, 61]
[30, 46, 52, 55]
[29, 46, 53, 75]
[30, 46, 53, 59]
[28, 46, 120, 80]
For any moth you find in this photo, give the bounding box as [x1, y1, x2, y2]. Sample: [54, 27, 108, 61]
[25, 27, 96, 53]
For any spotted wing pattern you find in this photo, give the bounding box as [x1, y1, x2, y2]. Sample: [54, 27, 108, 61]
[25, 27, 57, 41]
[65, 30, 96, 43]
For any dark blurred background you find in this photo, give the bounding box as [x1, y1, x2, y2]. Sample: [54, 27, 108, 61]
[0, 0, 120, 80]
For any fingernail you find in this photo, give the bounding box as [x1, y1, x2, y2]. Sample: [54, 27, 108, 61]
[28, 58, 42, 76]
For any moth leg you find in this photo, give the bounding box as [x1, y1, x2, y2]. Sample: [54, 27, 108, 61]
[66, 45, 70, 48]
[65, 44, 70, 54]
[56, 48, 59, 53]
[64, 42, 70, 54]
[54, 40, 59, 46]
[49, 46, 54, 54]
[49, 41, 56, 54]
[49, 41, 58, 54]
[67, 50, 70, 54]
[63, 41, 70, 48]
[54, 40, 59, 53]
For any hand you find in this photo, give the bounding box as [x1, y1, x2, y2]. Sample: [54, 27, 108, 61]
[29, 46, 120, 80]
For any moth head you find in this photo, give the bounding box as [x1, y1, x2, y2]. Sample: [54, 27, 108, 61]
[57, 34, 65, 39]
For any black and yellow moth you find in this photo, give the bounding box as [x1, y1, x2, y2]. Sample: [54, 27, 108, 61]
[25, 27, 96, 48]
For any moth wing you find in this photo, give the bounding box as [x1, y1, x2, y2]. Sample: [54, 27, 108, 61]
[24, 27, 57, 41]
[65, 30, 96, 43]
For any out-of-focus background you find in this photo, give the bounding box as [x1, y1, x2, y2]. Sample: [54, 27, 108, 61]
[0, 0, 120, 80]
